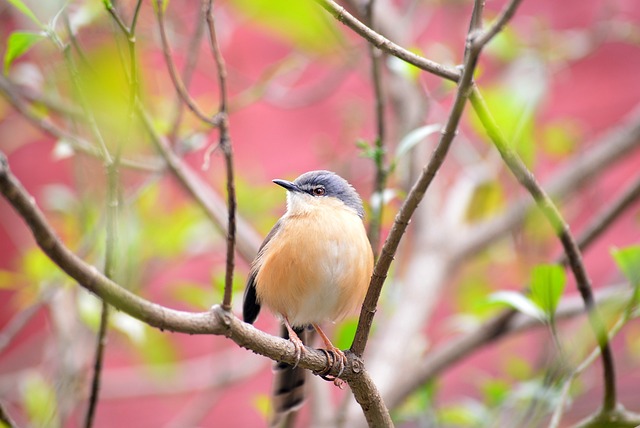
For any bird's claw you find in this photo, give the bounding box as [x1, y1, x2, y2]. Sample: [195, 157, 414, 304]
[314, 348, 347, 388]
[289, 336, 305, 369]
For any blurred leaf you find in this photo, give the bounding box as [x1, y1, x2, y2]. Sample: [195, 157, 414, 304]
[611, 245, 640, 287]
[529, 264, 566, 320]
[112, 311, 146, 344]
[6, 0, 42, 27]
[20, 371, 59, 428]
[171, 281, 215, 310]
[480, 378, 510, 407]
[394, 381, 437, 422]
[75, 45, 144, 152]
[137, 185, 207, 259]
[485, 26, 520, 61]
[541, 121, 580, 158]
[4, 31, 44, 75]
[488, 290, 545, 321]
[137, 326, 178, 375]
[252, 393, 271, 421]
[333, 317, 358, 350]
[386, 47, 423, 81]
[395, 124, 441, 160]
[504, 356, 533, 381]
[231, 0, 341, 53]
[625, 325, 640, 361]
[0, 270, 22, 289]
[464, 180, 505, 222]
[77, 291, 103, 331]
[438, 400, 489, 426]
[22, 247, 60, 285]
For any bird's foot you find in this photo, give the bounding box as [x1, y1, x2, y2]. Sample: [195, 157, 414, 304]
[315, 347, 346, 388]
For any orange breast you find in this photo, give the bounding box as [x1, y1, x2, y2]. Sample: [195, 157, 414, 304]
[254, 200, 373, 327]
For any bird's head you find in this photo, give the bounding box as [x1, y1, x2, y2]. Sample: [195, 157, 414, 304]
[273, 170, 365, 219]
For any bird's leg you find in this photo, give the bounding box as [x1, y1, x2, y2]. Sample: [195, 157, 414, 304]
[283, 317, 305, 369]
[312, 323, 346, 388]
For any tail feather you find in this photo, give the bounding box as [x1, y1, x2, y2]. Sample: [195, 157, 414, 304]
[271, 325, 306, 426]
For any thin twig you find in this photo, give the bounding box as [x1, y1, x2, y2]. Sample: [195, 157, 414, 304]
[137, 104, 261, 264]
[364, 0, 387, 258]
[350, 0, 487, 358]
[154, 0, 221, 128]
[203, 0, 236, 310]
[470, 86, 617, 413]
[315, 0, 460, 82]
[387, 160, 640, 408]
[168, 5, 207, 142]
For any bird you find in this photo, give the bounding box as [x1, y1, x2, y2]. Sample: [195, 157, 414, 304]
[243, 170, 374, 423]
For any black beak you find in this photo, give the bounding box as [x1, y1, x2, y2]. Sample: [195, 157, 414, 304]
[273, 179, 300, 193]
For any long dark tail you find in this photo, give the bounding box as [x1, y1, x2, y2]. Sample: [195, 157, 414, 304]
[271, 325, 306, 427]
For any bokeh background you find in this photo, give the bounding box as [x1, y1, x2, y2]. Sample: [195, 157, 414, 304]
[1, 0, 640, 426]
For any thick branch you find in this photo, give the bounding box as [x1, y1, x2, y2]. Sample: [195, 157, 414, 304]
[0, 152, 390, 425]
[350, 0, 485, 357]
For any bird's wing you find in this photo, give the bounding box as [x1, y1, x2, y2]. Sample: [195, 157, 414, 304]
[242, 219, 283, 324]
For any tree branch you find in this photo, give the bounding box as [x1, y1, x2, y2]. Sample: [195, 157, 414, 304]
[469, 87, 618, 413]
[364, 0, 388, 259]
[314, 0, 460, 82]
[350, 0, 487, 358]
[203, 0, 236, 310]
[154, 0, 222, 128]
[0, 151, 391, 425]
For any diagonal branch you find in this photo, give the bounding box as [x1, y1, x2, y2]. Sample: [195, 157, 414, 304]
[350, 0, 487, 358]
[314, 0, 460, 82]
[469, 87, 617, 413]
[154, 0, 222, 128]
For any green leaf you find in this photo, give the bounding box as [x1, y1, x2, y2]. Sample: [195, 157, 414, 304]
[464, 180, 505, 223]
[529, 264, 566, 319]
[231, 0, 342, 53]
[488, 290, 545, 321]
[4, 31, 44, 75]
[333, 317, 358, 350]
[480, 378, 510, 407]
[612, 245, 640, 287]
[395, 124, 441, 160]
[6, 0, 42, 27]
[20, 371, 60, 428]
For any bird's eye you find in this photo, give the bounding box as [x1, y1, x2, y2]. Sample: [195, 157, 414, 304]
[312, 187, 326, 196]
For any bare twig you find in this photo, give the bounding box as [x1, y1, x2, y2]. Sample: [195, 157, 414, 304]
[350, 0, 487, 358]
[560, 173, 640, 262]
[203, 0, 236, 310]
[154, 0, 222, 128]
[387, 158, 640, 408]
[168, 6, 207, 142]
[84, 301, 109, 428]
[364, 0, 387, 258]
[315, 0, 460, 82]
[137, 105, 261, 263]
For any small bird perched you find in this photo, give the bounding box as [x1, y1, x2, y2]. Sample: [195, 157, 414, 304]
[243, 170, 374, 422]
